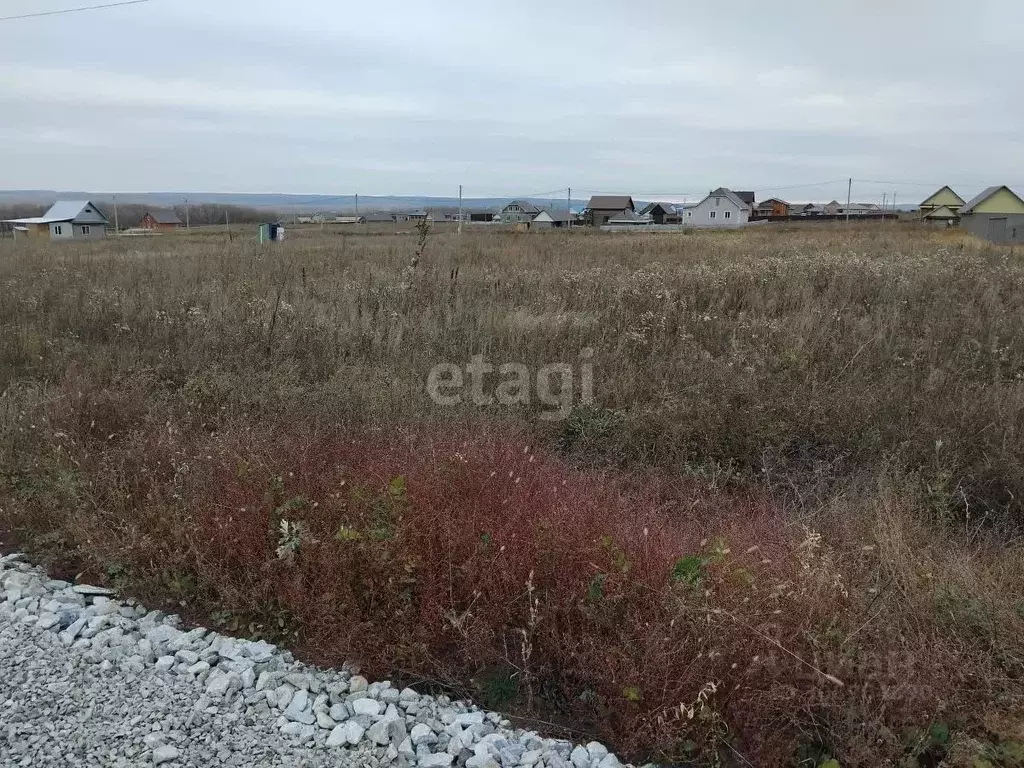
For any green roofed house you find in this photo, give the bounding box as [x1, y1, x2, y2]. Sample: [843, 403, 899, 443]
[958, 186, 1024, 244]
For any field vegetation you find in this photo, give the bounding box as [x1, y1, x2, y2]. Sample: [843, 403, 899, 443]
[2, 223, 1024, 766]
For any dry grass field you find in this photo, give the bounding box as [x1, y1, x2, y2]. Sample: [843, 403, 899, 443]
[2, 223, 1024, 766]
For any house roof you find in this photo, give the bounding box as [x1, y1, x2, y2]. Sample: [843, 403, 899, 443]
[707, 188, 749, 209]
[587, 195, 634, 211]
[639, 202, 676, 216]
[920, 185, 965, 208]
[607, 209, 647, 223]
[4, 200, 109, 225]
[363, 213, 395, 222]
[757, 198, 790, 207]
[923, 205, 959, 220]
[960, 185, 1024, 214]
[503, 200, 541, 214]
[534, 210, 573, 222]
[734, 191, 755, 206]
[146, 209, 181, 225]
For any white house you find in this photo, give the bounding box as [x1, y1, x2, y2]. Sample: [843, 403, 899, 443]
[3, 200, 109, 240]
[681, 188, 750, 229]
[530, 210, 572, 229]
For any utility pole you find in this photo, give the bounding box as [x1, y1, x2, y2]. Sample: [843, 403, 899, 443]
[892, 191, 897, 221]
[882, 193, 886, 213]
[355, 194, 359, 216]
[113, 194, 119, 234]
[567, 187, 571, 228]
[458, 184, 463, 235]
[184, 197, 190, 229]
[846, 178, 852, 224]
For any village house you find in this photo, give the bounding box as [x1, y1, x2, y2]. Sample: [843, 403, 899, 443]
[363, 213, 396, 223]
[681, 188, 750, 229]
[734, 191, 755, 210]
[530, 210, 573, 229]
[586, 195, 635, 226]
[789, 203, 824, 217]
[958, 186, 1024, 244]
[139, 210, 182, 231]
[499, 201, 541, 224]
[922, 206, 960, 227]
[638, 202, 680, 225]
[754, 198, 790, 218]
[920, 186, 965, 225]
[603, 209, 652, 228]
[843, 203, 882, 216]
[822, 201, 880, 217]
[3, 200, 109, 240]
[920, 186, 965, 217]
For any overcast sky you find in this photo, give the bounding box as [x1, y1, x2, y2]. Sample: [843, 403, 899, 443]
[1, 0, 1022, 201]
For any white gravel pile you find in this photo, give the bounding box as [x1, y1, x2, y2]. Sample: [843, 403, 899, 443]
[0, 552, 638, 768]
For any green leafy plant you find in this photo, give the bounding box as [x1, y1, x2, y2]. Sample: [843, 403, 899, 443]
[671, 554, 706, 587]
[334, 524, 362, 542]
[275, 518, 305, 563]
[588, 572, 607, 602]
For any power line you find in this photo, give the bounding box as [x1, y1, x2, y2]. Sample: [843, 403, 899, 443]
[0, 0, 151, 22]
[854, 178, 998, 190]
[752, 179, 849, 194]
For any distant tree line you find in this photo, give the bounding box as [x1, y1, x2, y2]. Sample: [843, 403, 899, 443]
[0, 204, 47, 220]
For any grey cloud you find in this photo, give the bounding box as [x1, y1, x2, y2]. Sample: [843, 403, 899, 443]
[0, 0, 1021, 199]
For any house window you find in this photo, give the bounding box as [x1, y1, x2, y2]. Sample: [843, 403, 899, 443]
[81, 225, 90, 234]
[710, 211, 716, 219]
[715, 198, 720, 206]
[54, 225, 62, 235]
[687, 211, 691, 217]
[724, 211, 731, 219]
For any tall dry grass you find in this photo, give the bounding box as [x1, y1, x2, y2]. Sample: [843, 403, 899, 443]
[2, 224, 1024, 765]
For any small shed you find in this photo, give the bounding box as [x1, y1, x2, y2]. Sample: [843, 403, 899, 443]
[258, 223, 285, 243]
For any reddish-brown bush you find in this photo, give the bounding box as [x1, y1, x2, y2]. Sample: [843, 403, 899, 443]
[17, 420, 1004, 764]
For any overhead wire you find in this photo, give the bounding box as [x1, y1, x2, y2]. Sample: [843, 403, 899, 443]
[0, 0, 151, 22]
